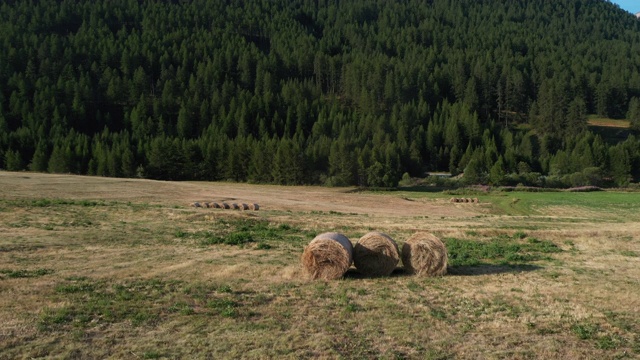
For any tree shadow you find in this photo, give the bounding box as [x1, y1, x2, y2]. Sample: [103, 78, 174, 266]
[447, 263, 542, 276]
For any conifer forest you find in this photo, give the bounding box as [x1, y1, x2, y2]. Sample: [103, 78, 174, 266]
[2, 0, 640, 187]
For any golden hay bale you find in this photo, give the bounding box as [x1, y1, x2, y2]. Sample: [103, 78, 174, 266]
[239, 203, 249, 210]
[473, 198, 479, 203]
[203, 202, 211, 208]
[301, 232, 353, 280]
[353, 232, 400, 277]
[449, 197, 456, 203]
[221, 203, 230, 209]
[401, 232, 448, 276]
[249, 203, 260, 211]
[191, 202, 202, 208]
[231, 203, 240, 210]
[211, 202, 221, 209]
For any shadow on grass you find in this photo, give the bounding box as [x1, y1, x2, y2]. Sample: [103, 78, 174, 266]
[447, 263, 542, 276]
[343, 267, 413, 279]
[344, 264, 542, 279]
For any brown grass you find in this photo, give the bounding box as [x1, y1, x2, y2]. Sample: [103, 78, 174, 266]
[353, 232, 400, 277]
[401, 232, 448, 276]
[301, 232, 353, 280]
[0, 172, 639, 359]
[587, 117, 631, 128]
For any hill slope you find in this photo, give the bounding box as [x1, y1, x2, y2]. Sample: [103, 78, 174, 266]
[1, 0, 639, 186]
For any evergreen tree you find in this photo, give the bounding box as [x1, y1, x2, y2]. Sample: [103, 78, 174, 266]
[4, 149, 23, 171]
[627, 97, 640, 131]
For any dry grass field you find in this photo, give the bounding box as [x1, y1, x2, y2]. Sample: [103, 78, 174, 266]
[1, 171, 639, 359]
[587, 117, 631, 128]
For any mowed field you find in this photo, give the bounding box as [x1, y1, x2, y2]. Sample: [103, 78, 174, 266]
[0, 172, 639, 359]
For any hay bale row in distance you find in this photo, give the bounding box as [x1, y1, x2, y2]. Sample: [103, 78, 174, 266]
[449, 198, 479, 203]
[401, 232, 448, 277]
[353, 232, 400, 277]
[193, 202, 260, 210]
[301, 232, 353, 280]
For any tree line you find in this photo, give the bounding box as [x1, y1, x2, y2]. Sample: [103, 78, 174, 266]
[1, 0, 640, 187]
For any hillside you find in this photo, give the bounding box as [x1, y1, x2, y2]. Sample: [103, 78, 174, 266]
[1, 0, 640, 187]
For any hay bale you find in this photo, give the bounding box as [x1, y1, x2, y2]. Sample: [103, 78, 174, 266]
[221, 203, 230, 209]
[211, 202, 221, 209]
[472, 198, 479, 203]
[249, 203, 260, 211]
[231, 203, 240, 210]
[239, 203, 249, 210]
[191, 202, 202, 208]
[401, 232, 448, 276]
[450, 197, 456, 203]
[454, 198, 461, 203]
[301, 232, 353, 280]
[353, 232, 400, 277]
[203, 202, 211, 208]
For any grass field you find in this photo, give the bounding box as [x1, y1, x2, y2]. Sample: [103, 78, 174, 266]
[1, 172, 639, 359]
[587, 116, 631, 129]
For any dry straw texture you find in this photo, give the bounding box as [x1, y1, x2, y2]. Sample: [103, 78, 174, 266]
[211, 202, 221, 209]
[301, 232, 353, 280]
[240, 203, 249, 210]
[401, 232, 448, 276]
[249, 203, 260, 211]
[221, 203, 231, 209]
[353, 232, 400, 277]
[231, 203, 240, 210]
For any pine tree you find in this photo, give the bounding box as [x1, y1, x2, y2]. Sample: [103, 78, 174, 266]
[4, 149, 23, 171]
[627, 97, 640, 131]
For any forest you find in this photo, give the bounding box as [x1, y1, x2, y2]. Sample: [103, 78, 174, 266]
[2, 0, 640, 187]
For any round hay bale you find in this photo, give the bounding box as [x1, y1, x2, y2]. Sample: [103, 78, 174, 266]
[473, 198, 479, 203]
[353, 232, 400, 277]
[454, 198, 461, 203]
[449, 197, 456, 203]
[231, 203, 240, 210]
[191, 202, 202, 208]
[249, 203, 260, 211]
[301, 232, 353, 280]
[401, 232, 448, 277]
[239, 203, 249, 210]
[211, 202, 221, 209]
[221, 203, 230, 209]
[203, 202, 211, 208]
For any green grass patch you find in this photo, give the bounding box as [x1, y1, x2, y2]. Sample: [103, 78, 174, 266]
[41, 278, 184, 331]
[571, 322, 599, 340]
[207, 298, 239, 318]
[175, 218, 305, 247]
[0, 268, 54, 279]
[620, 250, 638, 257]
[445, 234, 561, 267]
